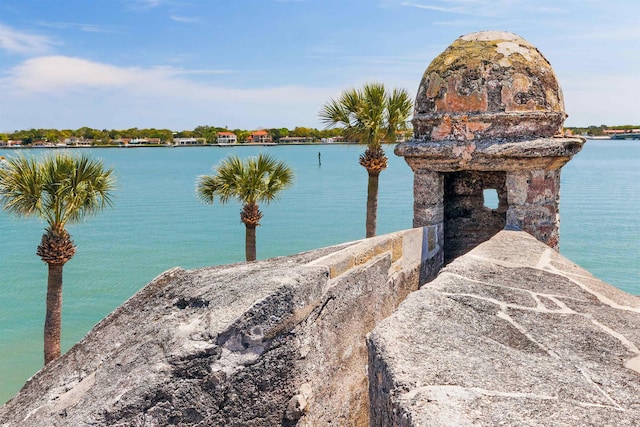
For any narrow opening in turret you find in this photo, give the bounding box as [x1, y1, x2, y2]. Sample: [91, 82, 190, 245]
[444, 171, 507, 262]
[483, 189, 499, 210]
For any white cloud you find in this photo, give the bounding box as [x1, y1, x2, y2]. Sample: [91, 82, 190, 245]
[169, 68, 233, 76]
[36, 21, 118, 34]
[400, 0, 569, 17]
[2, 56, 148, 93]
[401, 1, 468, 15]
[3, 48, 635, 131]
[0, 24, 56, 55]
[1, 57, 231, 95]
[126, 0, 163, 9]
[0, 56, 339, 130]
[170, 15, 200, 24]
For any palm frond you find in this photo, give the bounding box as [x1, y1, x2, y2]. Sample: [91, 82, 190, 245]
[195, 175, 220, 204]
[0, 155, 43, 218]
[0, 152, 115, 231]
[44, 153, 115, 228]
[258, 154, 294, 204]
[385, 87, 413, 142]
[196, 153, 294, 209]
[319, 98, 351, 129]
[318, 82, 412, 147]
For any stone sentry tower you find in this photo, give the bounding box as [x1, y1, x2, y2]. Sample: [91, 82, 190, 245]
[396, 31, 584, 266]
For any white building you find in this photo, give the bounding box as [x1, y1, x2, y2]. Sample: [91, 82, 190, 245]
[216, 132, 237, 144]
[173, 137, 204, 145]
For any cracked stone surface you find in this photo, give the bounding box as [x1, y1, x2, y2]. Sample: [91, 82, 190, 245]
[0, 230, 425, 427]
[368, 230, 640, 426]
[2, 227, 636, 426]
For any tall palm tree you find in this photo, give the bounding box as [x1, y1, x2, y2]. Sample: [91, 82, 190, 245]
[0, 153, 115, 365]
[319, 82, 412, 238]
[196, 153, 294, 261]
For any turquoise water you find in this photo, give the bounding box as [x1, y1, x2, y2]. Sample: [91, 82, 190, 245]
[0, 141, 638, 403]
[560, 140, 640, 295]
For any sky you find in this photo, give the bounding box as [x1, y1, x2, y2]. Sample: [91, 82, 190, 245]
[0, 0, 638, 133]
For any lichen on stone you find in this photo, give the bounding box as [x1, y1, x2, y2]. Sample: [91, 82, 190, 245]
[412, 31, 566, 141]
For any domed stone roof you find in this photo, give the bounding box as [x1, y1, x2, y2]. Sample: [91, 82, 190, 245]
[413, 31, 567, 141]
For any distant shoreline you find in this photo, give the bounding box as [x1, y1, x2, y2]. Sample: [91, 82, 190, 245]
[5, 137, 640, 150]
[0, 142, 363, 149]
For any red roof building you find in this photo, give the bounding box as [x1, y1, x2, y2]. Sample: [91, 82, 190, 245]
[247, 130, 273, 143]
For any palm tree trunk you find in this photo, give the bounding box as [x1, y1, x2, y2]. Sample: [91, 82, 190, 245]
[44, 263, 63, 364]
[245, 224, 257, 261]
[366, 171, 380, 238]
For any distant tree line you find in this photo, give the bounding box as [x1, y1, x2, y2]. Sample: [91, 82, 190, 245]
[4, 124, 637, 145]
[0, 125, 346, 145]
[565, 124, 640, 136]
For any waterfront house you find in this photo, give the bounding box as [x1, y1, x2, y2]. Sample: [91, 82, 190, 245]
[278, 136, 314, 144]
[62, 137, 92, 146]
[216, 132, 237, 144]
[246, 130, 273, 144]
[603, 128, 640, 135]
[173, 137, 204, 145]
[320, 136, 345, 143]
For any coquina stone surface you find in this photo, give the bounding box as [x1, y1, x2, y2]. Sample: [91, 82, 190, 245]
[0, 229, 433, 427]
[368, 230, 640, 426]
[2, 228, 637, 426]
[396, 30, 584, 259]
[412, 30, 567, 142]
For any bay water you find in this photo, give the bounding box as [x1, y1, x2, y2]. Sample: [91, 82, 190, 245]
[1, 140, 638, 403]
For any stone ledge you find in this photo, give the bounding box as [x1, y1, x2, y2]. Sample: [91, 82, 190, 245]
[308, 231, 422, 280]
[368, 230, 640, 426]
[395, 137, 585, 172]
[0, 228, 436, 427]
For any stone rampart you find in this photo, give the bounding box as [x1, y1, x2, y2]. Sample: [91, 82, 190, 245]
[368, 230, 640, 426]
[0, 227, 438, 426]
[1, 229, 638, 426]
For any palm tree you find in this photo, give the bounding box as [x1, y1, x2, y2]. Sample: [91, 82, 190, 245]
[196, 153, 294, 261]
[319, 82, 413, 238]
[0, 153, 115, 364]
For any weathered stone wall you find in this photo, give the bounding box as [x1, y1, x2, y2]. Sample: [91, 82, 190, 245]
[397, 30, 584, 258]
[0, 228, 439, 427]
[506, 168, 561, 248]
[397, 137, 583, 255]
[368, 230, 640, 426]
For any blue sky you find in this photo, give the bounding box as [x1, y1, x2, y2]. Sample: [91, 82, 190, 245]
[0, 0, 638, 132]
